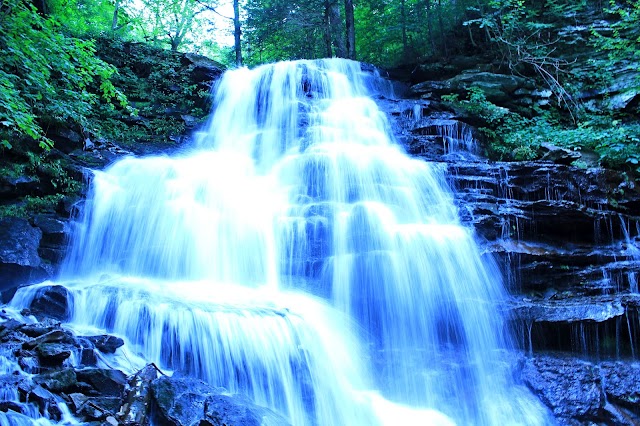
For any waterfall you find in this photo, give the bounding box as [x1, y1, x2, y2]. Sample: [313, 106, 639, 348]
[10, 59, 550, 425]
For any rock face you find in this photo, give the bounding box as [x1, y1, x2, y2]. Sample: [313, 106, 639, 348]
[380, 85, 640, 425]
[521, 355, 640, 425]
[0, 217, 47, 292]
[151, 376, 290, 426]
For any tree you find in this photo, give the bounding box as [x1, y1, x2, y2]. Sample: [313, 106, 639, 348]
[0, 0, 124, 150]
[244, 0, 327, 64]
[345, 0, 355, 58]
[233, 0, 242, 65]
[129, 0, 206, 51]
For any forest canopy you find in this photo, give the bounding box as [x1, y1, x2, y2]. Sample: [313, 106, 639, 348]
[0, 0, 639, 176]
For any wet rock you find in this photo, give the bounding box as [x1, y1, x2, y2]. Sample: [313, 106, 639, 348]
[76, 369, 127, 397]
[22, 385, 62, 419]
[33, 216, 68, 247]
[600, 362, 640, 411]
[0, 217, 47, 291]
[28, 285, 72, 321]
[150, 376, 290, 426]
[35, 342, 72, 366]
[22, 329, 71, 350]
[75, 337, 98, 367]
[0, 318, 23, 339]
[19, 319, 61, 337]
[76, 397, 123, 421]
[34, 368, 78, 393]
[539, 143, 582, 165]
[121, 364, 162, 425]
[521, 355, 604, 421]
[86, 335, 124, 354]
[0, 401, 26, 413]
[511, 296, 626, 323]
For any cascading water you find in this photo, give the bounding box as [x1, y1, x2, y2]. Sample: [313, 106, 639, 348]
[9, 59, 551, 425]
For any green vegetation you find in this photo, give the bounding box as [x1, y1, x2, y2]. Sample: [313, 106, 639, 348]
[0, 0, 124, 150]
[444, 86, 640, 173]
[0, 0, 639, 218]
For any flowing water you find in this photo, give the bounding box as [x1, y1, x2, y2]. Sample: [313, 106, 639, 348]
[9, 59, 550, 425]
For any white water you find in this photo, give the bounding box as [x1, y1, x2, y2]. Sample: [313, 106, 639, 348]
[11, 59, 550, 425]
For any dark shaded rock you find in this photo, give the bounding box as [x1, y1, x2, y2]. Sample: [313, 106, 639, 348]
[29, 285, 72, 321]
[151, 376, 290, 426]
[86, 335, 124, 354]
[76, 397, 123, 421]
[0, 401, 26, 413]
[23, 385, 62, 419]
[19, 319, 61, 338]
[22, 329, 70, 350]
[409, 80, 451, 98]
[600, 362, 640, 411]
[0, 217, 47, 291]
[120, 364, 162, 425]
[448, 71, 532, 103]
[539, 143, 582, 165]
[48, 127, 83, 153]
[76, 369, 127, 397]
[75, 337, 98, 367]
[0, 174, 40, 198]
[34, 368, 78, 393]
[521, 355, 604, 420]
[33, 215, 68, 247]
[36, 342, 72, 366]
[183, 53, 224, 87]
[203, 394, 287, 426]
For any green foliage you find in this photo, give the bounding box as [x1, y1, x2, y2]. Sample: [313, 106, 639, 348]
[46, 0, 117, 35]
[590, 0, 640, 93]
[126, 0, 206, 51]
[0, 194, 65, 218]
[244, 0, 328, 65]
[87, 37, 211, 145]
[0, 0, 125, 151]
[444, 86, 640, 172]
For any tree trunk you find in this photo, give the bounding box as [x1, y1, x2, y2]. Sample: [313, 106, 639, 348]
[401, 0, 408, 58]
[111, 0, 120, 31]
[324, 0, 333, 57]
[329, 0, 345, 57]
[437, 0, 448, 57]
[424, 0, 435, 53]
[233, 0, 242, 66]
[344, 0, 355, 59]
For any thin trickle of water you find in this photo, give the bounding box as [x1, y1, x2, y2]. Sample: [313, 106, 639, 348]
[10, 59, 550, 425]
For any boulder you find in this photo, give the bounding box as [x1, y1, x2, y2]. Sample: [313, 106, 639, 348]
[86, 335, 124, 354]
[33, 216, 68, 247]
[521, 355, 640, 425]
[0, 217, 47, 291]
[539, 143, 582, 165]
[75, 368, 127, 397]
[33, 368, 78, 393]
[183, 53, 224, 87]
[28, 285, 73, 321]
[150, 376, 290, 426]
[521, 355, 604, 421]
[35, 342, 73, 366]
